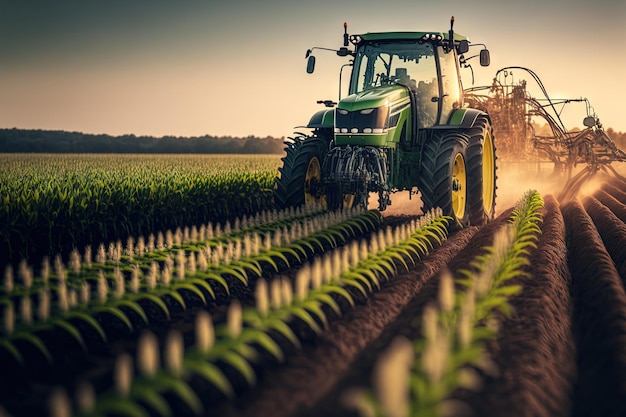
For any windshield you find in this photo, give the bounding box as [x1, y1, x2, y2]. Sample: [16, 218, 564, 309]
[351, 41, 437, 95]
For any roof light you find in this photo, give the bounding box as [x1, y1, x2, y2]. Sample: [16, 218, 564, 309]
[351, 128, 359, 134]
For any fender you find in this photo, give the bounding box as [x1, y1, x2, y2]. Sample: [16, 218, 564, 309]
[447, 108, 489, 129]
[306, 109, 334, 128]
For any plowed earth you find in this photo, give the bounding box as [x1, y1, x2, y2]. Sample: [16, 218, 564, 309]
[211, 179, 626, 417]
[4, 175, 626, 417]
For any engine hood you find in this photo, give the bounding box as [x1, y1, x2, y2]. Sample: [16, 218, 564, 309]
[337, 85, 409, 112]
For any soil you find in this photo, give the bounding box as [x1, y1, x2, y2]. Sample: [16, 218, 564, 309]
[4, 182, 626, 417]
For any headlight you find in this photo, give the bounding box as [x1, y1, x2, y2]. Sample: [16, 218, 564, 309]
[335, 106, 391, 134]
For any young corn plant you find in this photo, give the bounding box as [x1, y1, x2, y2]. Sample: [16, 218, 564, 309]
[184, 209, 451, 397]
[59, 209, 452, 414]
[0, 208, 381, 369]
[347, 191, 544, 417]
[68, 330, 203, 417]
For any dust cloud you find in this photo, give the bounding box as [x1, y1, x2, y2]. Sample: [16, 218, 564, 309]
[368, 160, 626, 220]
[495, 161, 565, 214]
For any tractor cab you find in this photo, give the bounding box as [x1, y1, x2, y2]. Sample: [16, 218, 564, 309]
[335, 32, 466, 148]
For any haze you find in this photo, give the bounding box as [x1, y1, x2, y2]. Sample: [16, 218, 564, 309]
[1, 0, 624, 138]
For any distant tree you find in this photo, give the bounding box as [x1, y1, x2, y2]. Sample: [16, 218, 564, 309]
[0, 128, 286, 154]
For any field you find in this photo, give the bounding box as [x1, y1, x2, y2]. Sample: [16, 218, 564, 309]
[1, 154, 626, 417]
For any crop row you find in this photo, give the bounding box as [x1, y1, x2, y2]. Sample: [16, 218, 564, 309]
[0, 204, 382, 372]
[39, 209, 451, 417]
[349, 190, 544, 417]
[0, 154, 280, 264]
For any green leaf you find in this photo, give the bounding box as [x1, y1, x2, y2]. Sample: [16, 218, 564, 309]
[242, 330, 284, 362]
[290, 306, 322, 334]
[382, 250, 410, 271]
[221, 351, 256, 386]
[116, 299, 149, 324]
[323, 285, 355, 308]
[342, 271, 373, 293]
[255, 255, 280, 272]
[156, 374, 203, 416]
[310, 291, 341, 315]
[289, 242, 310, 258]
[94, 305, 133, 330]
[186, 277, 217, 300]
[217, 265, 248, 285]
[303, 236, 325, 251]
[265, 318, 301, 348]
[341, 278, 367, 298]
[0, 338, 23, 364]
[67, 310, 107, 342]
[352, 267, 380, 289]
[361, 260, 391, 281]
[173, 282, 207, 305]
[492, 284, 523, 297]
[274, 246, 301, 262]
[13, 332, 52, 363]
[96, 395, 150, 417]
[51, 318, 86, 350]
[130, 384, 173, 417]
[183, 359, 234, 399]
[141, 292, 175, 318]
[198, 272, 230, 295]
[302, 300, 328, 328]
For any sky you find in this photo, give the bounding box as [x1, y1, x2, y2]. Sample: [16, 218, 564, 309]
[1, 0, 624, 138]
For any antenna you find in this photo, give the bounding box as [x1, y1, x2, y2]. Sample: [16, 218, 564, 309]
[449, 16, 455, 51]
[343, 22, 349, 47]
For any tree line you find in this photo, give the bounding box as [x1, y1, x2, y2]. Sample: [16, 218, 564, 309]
[1, 127, 625, 155]
[0, 128, 287, 154]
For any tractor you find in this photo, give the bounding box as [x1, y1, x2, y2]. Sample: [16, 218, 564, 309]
[273, 17, 497, 227]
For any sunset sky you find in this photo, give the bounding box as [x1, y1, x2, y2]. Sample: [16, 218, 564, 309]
[1, 0, 624, 138]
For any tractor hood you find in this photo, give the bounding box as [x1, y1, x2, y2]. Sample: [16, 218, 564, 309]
[337, 85, 409, 112]
[335, 85, 411, 147]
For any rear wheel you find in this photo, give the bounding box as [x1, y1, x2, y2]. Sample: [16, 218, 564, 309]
[466, 116, 497, 225]
[419, 132, 470, 227]
[273, 134, 329, 209]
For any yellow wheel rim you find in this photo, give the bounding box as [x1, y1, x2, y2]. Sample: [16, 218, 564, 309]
[482, 131, 495, 216]
[451, 152, 467, 219]
[304, 156, 325, 207]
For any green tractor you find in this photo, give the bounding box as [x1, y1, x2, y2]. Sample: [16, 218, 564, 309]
[273, 17, 496, 227]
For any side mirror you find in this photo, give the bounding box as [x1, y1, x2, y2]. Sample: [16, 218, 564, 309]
[583, 116, 596, 128]
[457, 40, 469, 54]
[306, 55, 316, 74]
[479, 49, 490, 67]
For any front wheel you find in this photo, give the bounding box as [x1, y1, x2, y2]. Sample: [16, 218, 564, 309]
[419, 132, 470, 228]
[273, 134, 329, 209]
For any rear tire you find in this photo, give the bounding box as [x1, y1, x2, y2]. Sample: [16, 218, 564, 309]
[273, 134, 329, 209]
[419, 132, 470, 228]
[466, 116, 497, 225]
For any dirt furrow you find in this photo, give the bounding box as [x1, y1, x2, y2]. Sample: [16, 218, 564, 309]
[594, 189, 626, 224]
[294, 208, 515, 417]
[584, 195, 626, 282]
[562, 199, 626, 417]
[209, 225, 481, 417]
[453, 194, 576, 417]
